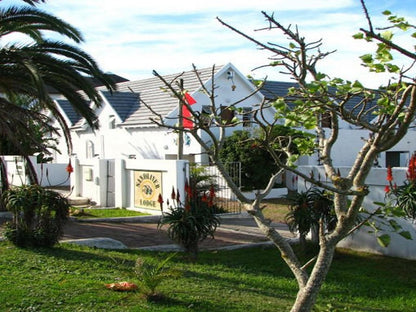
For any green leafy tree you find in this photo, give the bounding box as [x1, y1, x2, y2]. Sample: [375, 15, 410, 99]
[219, 126, 312, 191]
[147, 1, 416, 311]
[219, 130, 275, 191]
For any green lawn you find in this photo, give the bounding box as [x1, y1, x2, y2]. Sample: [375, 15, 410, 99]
[70, 208, 149, 219]
[1, 242, 415, 311]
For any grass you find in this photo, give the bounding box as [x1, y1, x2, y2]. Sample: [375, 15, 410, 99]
[69, 208, 149, 219]
[263, 197, 292, 223]
[1, 241, 415, 311]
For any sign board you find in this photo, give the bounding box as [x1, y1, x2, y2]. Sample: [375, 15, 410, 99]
[134, 171, 162, 210]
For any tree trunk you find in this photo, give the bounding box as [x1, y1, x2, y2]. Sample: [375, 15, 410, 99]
[0, 157, 9, 211]
[24, 155, 39, 185]
[184, 240, 199, 262]
[290, 244, 336, 312]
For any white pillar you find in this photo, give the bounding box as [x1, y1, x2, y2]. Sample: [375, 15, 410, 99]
[115, 158, 126, 208]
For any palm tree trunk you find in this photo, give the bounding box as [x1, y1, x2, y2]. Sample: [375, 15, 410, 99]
[0, 157, 9, 211]
[24, 155, 39, 185]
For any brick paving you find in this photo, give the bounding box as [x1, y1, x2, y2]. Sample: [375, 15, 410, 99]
[62, 218, 272, 250]
[1, 212, 293, 250]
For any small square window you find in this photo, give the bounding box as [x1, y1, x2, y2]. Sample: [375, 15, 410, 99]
[220, 106, 235, 125]
[201, 105, 212, 126]
[242, 107, 252, 127]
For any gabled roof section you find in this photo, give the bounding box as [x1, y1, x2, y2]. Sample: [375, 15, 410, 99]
[260, 80, 378, 124]
[100, 91, 140, 122]
[103, 65, 223, 127]
[55, 99, 82, 126]
[261, 80, 297, 100]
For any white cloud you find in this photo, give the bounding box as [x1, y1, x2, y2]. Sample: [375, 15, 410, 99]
[2, 0, 415, 88]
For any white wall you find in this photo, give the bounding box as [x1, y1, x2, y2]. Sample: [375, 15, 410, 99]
[70, 157, 188, 213]
[1, 155, 69, 187]
[299, 127, 416, 167]
[296, 165, 416, 260]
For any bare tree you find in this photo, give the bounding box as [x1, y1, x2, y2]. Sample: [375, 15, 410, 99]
[145, 1, 416, 311]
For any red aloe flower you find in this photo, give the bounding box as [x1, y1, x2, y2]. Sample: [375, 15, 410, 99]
[201, 193, 208, 203]
[384, 185, 390, 193]
[386, 166, 393, 182]
[185, 180, 192, 198]
[176, 189, 180, 203]
[184, 180, 189, 194]
[185, 201, 191, 212]
[157, 194, 164, 211]
[66, 160, 74, 174]
[171, 187, 176, 200]
[409, 153, 416, 182]
[209, 185, 215, 198]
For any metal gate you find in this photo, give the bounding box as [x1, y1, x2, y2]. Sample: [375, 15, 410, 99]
[190, 162, 242, 214]
[106, 160, 115, 207]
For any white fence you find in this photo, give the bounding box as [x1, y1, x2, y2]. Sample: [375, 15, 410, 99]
[295, 165, 407, 209]
[296, 165, 416, 260]
[1, 155, 69, 188]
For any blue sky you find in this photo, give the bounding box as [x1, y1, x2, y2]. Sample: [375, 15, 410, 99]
[3, 0, 416, 87]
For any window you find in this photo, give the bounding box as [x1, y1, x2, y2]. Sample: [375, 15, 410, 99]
[220, 105, 235, 125]
[201, 105, 212, 127]
[108, 115, 115, 129]
[86, 140, 94, 159]
[386, 151, 409, 167]
[242, 107, 252, 127]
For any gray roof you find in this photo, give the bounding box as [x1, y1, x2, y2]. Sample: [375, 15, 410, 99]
[99, 66, 222, 127]
[100, 91, 140, 122]
[261, 80, 378, 123]
[55, 99, 82, 126]
[57, 67, 381, 129]
[261, 80, 297, 100]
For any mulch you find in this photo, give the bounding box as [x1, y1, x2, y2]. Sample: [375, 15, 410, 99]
[61, 220, 269, 250]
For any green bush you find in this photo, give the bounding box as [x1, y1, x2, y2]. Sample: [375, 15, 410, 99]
[393, 182, 416, 219]
[218, 130, 276, 191]
[218, 126, 312, 191]
[286, 187, 336, 247]
[158, 187, 220, 261]
[2, 184, 69, 247]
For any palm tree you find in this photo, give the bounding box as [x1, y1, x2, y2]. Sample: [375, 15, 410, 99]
[0, 1, 116, 194]
[0, 2, 115, 155]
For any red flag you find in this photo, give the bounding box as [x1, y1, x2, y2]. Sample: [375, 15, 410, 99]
[183, 92, 196, 129]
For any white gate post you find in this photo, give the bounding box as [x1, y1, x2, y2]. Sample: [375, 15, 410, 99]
[115, 158, 126, 208]
[70, 157, 81, 197]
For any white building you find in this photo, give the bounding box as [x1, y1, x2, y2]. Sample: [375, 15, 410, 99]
[50, 63, 276, 165]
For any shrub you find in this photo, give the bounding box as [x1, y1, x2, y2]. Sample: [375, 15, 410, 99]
[189, 163, 226, 213]
[385, 155, 416, 220]
[218, 126, 313, 191]
[218, 130, 276, 191]
[286, 187, 336, 247]
[158, 186, 220, 261]
[134, 253, 181, 301]
[2, 184, 69, 247]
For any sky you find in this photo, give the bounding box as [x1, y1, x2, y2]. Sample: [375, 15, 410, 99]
[2, 0, 416, 88]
